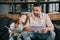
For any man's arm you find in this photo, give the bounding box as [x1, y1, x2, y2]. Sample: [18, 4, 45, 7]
[23, 20, 31, 32]
[46, 14, 54, 31]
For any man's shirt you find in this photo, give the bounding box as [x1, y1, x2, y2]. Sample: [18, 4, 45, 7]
[28, 13, 54, 33]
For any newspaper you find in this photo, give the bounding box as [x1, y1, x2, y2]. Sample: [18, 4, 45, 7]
[29, 24, 46, 33]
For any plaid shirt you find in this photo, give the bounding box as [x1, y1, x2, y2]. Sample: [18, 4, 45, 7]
[28, 13, 54, 33]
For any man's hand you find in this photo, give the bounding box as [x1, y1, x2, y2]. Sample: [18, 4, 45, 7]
[41, 28, 48, 33]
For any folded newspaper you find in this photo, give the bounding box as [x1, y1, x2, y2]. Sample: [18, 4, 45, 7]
[29, 24, 46, 33]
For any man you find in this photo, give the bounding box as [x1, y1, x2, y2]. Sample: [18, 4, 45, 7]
[22, 3, 55, 40]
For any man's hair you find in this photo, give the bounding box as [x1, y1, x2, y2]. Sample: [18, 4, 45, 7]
[33, 3, 41, 7]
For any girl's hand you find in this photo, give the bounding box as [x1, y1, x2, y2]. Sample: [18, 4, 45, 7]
[24, 26, 31, 32]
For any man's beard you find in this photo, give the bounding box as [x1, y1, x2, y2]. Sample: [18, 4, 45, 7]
[34, 13, 40, 18]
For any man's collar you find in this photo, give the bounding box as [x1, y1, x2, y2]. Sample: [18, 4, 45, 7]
[31, 12, 43, 19]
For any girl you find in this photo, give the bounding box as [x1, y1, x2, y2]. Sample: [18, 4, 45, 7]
[9, 14, 29, 40]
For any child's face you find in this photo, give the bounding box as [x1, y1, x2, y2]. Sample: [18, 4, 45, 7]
[19, 15, 27, 23]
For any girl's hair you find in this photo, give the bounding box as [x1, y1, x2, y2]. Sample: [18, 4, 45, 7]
[14, 14, 29, 28]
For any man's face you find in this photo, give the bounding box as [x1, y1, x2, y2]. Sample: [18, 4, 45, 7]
[32, 6, 41, 17]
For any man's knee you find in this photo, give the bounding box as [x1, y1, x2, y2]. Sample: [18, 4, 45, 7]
[21, 31, 28, 37]
[50, 31, 56, 38]
[21, 31, 31, 40]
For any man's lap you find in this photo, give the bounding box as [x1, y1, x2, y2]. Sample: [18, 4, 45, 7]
[30, 31, 53, 39]
[21, 31, 55, 40]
